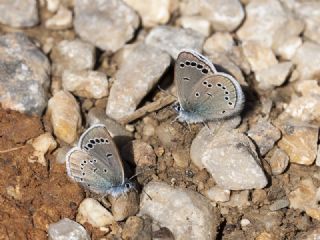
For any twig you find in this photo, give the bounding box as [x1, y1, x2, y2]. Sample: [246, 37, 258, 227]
[0, 145, 26, 153]
[119, 95, 176, 125]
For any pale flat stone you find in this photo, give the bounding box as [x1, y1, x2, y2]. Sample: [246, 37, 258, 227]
[178, 16, 211, 36]
[48, 218, 90, 240]
[203, 32, 234, 55]
[274, 37, 302, 60]
[46, 0, 60, 13]
[205, 186, 231, 202]
[45, 5, 73, 30]
[179, 0, 202, 16]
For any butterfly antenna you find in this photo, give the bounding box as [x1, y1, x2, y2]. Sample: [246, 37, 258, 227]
[143, 188, 152, 200]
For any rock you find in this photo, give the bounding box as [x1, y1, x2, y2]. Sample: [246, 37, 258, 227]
[221, 190, 250, 209]
[245, 210, 283, 232]
[124, 0, 171, 27]
[172, 149, 190, 168]
[204, 186, 231, 202]
[242, 40, 278, 72]
[122, 140, 156, 167]
[122, 216, 152, 240]
[255, 62, 293, 89]
[0, 0, 39, 27]
[316, 145, 320, 167]
[51, 39, 96, 77]
[77, 198, 115, 227]
[289, 178, 320, 221]
[139, 182, 220, 240]
[295, 227, 320, 240]
[46, 0, 60, 13]
[108, 190, 140, 221]
[47, 91, 82, 144]
[54, 146, 71, 164]
[191, 128, 267, 190]
[45, 5, 73, 30]
[255, 232, 274, 240]
[294, 1, 320, 45]
[179, 0, 202, 16]
[87, 107, 133, 145]
[266, 147, 289, 175]
[0, 33, 50, 115]
[48, 218, 90, 240]
[274, 37, 302, 60]
[74, 0, 139, 52]
[247, 118, 281, 156]
[178, 16, 211, 36]
[203, 32, 234, 55]
[62, 70, 108, 99]
[200, 0, 245, 32]
[269, 199, 289, 211]
[277, 120, 318, 165]
[240, 218, 251, 228]
[145, 26, 205, 59]
[237, 0, 288, 47]
[293, 42, 320, 80]
[106, 43, 171, 119]
[28, 133, 57, 166]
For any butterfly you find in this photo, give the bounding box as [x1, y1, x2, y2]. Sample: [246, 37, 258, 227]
[173, 49, 245, 123]
[66, 124, 134, 196]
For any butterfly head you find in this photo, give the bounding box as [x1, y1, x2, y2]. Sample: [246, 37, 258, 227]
[107, 180, 135, 197]
[172, 102, 204, 123]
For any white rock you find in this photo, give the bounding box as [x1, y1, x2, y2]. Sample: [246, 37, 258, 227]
[145, 26, 205, 59]
[205, 186, 231, 202]
[274, 37, 302, 60]
[46, 0, 60, 13]
[203, 32, 234, 55]
[200, 0, 245, 32]
[51, 39, 96, 77]
[29, 133, 57, 166]
[45, 5, 73, 30]
[237, 0, 288, 47]
[178, 16, 211, 36]
[124, 0, 171, 27]
[266, 147, 289, 175]
[106, 43, 171, 120]
[140, 182, 219, 240]
[293, 41, 320, 80]
[190, 128, 267, 190]
[0, 0, 39, 27]
[74, 0, 139, 52]
[62, 70, 108, 99]
[77, 198, 115, 227]
[242, 40, 278, 72]
[179, 0, 202, 16]
[47, 91, 82, 144]
[240, 218, 251, 228]
[48, 218, 90, 240]
[255, 62, 293, 89]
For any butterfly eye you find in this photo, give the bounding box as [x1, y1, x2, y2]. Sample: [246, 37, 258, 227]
[125, 183, 131, 188]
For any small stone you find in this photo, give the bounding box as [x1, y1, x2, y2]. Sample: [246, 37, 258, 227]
[242, 41, 278, 72]
[255, 62, 293, 89]
[51, 39, 96, 77]
[295, 228, 320, 240]
[221, 190, 250, 209]
[255, 232, 274, 240]
[0, 0, 39, 27]
[293, 41, 320, 80]
[240, 218, 251, 228]
[122, 216, 152, 240]
[178, 16, 211, 36]
[45, 5, 73, 30]
[204, 186, 231, 202]
[203, 32, 234, 55]
[29, 132, 57, 166]
[145, 26, 205, 59]
[237, 0, 288, 47]
[172, 149, 190, 168]
[77, 198, 115, 227]
[47, 91, 82, 144]
[200, 0, 245, 32]
[48, 218, 90, 240]
[247, 118, 281, 156]
[266, 147, 289, 175]
[106, 43, 171, 119]
[269, 199, 289, 211]
[277, 120, 318, 165]
[179, 0, 202, 16]
[62, 70, 108, 99]
[274, 37, 302, 60]
[140, 181, 220, 240]
[54, 146, 71, 164]
[252, 189, 267, 205]
[122, 140, 156, 167]
[124, 0, 171, 27]
[108, 190, 139, 221]
[46, 0, 60, 13]
[289, 178, 320, 221]
[0, 33, 50, 115]
[74, 0, 139, 52]
[191, 128, 267, 190]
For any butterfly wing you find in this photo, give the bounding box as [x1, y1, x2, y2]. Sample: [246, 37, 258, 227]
[66, 147, 119, 194]
[188, 73, 245, 120]
[174, 50, 217, 110]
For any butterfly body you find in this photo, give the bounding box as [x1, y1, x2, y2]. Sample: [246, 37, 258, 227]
[66, 124, 134, 197]
[174, 50, 245, 123]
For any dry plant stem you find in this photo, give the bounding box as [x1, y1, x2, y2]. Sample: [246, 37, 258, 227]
[119, 95, 176, 125]
[0, 145, 26, 153]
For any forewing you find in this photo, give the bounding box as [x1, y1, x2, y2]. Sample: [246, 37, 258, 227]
[174, 50, 216, 108]
[78, 124, 124, 185]
[189, 73, 244, 120]
[66, 148, 115, 194]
